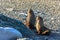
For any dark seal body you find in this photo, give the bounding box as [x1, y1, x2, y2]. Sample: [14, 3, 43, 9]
[35, 16, 50, 35]
[25, 9, 36, 29]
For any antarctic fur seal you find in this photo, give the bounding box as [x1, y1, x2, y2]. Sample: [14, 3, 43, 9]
[25, 9, 36, 29]
[35, 16, 50, 35]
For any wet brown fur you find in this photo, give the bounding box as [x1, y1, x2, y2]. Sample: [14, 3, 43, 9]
[25, 9, 36, 29]
[35, 16, 50, 35]
[24, 9, 51, 35]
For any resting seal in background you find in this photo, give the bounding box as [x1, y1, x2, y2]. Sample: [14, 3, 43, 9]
[25, 9, 36, 29]
[35, 16, 50, 35]
[0, 27, 22, 40]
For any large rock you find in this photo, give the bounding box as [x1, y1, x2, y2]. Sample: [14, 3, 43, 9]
[0, 27, 22, 40]
[0, 14, 35, 38]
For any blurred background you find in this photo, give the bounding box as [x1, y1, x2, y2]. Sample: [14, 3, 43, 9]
[0, 0, 60, 30]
